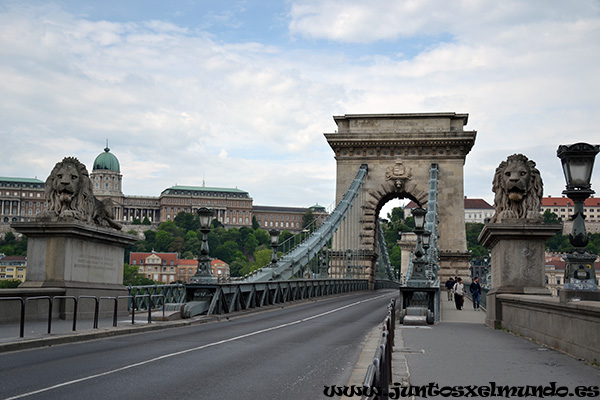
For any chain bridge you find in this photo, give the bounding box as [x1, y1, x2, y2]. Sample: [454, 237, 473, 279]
[180, 113, 477, 320]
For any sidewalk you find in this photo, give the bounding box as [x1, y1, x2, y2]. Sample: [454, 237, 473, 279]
[402, 291, 600, 396]
[345, 290, 600, 398]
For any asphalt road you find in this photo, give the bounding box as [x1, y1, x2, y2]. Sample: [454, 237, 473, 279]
[0, 290, 397, 400]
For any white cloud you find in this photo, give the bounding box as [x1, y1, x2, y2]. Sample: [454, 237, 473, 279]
[1, 0, 600, 211]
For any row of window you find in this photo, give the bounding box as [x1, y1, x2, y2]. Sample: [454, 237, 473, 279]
[168, 191, 248, 198]
[1, 192, 42, 197]
[0, 183, 43, 188]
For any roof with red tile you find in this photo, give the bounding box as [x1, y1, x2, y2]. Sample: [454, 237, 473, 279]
[129, 252, 178, 265]
[541, 196, 600, 207]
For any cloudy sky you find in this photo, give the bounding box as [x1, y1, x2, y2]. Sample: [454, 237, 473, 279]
[1, 0, 599, 216]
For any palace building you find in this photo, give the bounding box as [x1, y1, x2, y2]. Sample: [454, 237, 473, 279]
[1, 145, 327, 233]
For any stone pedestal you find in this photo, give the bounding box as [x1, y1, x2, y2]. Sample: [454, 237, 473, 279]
[478, 220, 562, 328]
[12, 221, 138, 319]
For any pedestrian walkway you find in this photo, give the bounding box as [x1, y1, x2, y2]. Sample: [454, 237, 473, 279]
[345, 290, 599, 399]
[401, 290, 600, 398]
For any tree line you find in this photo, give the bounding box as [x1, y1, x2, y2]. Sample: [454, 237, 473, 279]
[3, 208, 599, 287]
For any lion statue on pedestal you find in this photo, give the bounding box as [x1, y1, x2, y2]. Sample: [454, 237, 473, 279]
[490, 153, 543, 223]
[38, 157, 122, 230]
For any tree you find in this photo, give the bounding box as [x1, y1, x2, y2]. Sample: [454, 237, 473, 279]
[302, 209, 315, 229]
[465, 223, 488, 258]
[123, 264, 155, 286]
[154, 231, 174, 252]
[387, 207, 404, 223]
[243, 233, 259, 256]
[0, 279, 22, 289]
[168, 236, 185, 253]
[252, 216, 260, 230]
[254, 229, 270, 246]
[142, 216, 152, 225]
[215, 241, 244, 264]
[174, 211, 199, 232]
[252, 248, 273, 270]
[543, 210, 561, 224]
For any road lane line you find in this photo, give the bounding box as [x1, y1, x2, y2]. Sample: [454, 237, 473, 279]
[3, 292, 390, 400]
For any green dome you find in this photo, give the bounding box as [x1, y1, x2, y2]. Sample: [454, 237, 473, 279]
[93, 146, 120, 172]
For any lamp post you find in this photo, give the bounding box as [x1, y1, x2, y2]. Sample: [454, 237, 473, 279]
[346, 249, 353, 278]
[557, 142, 599, 293]
[269, 229, 280, 266]
[191, 207, 216, 283]
[319, 243, 329, 278]
[409, 207, 428, 281]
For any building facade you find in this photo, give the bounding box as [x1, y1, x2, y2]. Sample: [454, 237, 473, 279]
[1, 146, 328, 235]
[129, 251, 229, 283]
[0, 177, 46, 225]
[0, 254, 27, 282]
[252, 204, 328, 232]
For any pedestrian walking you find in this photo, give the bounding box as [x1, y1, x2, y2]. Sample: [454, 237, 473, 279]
[470, 277, 482, 310]
[453, 277, 465, 310]
[445, 277, 455, 301]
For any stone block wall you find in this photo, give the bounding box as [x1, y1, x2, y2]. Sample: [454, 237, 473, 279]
[495, 294, 600, 364]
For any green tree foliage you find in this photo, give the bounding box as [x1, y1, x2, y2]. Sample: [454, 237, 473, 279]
[302, 209, 315, 229]
[0, 279, 22, 288]
[465, 223, 489, 258]
[543, 210, 562, 224]
[123, 264, 156, 286]
[174, 211, 199, 232]
[0, 232, 27, 256]
[154, 230, 174, 252]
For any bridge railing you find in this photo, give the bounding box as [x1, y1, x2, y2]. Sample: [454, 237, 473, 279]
[362, 298, 396, 400]
[0, 294, 167, 339]
[127, 283, 186, 311]
[185, 278, 369, 316]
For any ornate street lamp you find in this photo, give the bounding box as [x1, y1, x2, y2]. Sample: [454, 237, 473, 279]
[191, 207, 216, 283]
[422, 230, 432, 250]
[269, 229, 280, 265]
[557, 142, 599, 292]
[408, 207, 429, 282]
[412, 207, 427, 232]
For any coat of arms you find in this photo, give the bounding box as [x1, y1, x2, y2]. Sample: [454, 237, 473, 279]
[385, 159, 412, 190]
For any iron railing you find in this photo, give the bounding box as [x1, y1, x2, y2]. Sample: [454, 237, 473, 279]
[0, 294, 166, 338]
[361, 298, 396, 400]
[185, 279, 369, 316]
[127, 283, 186, 311]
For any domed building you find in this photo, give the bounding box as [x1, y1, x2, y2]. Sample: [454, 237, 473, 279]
[90, 144, 125, 222]
[91, 144, 122, 196]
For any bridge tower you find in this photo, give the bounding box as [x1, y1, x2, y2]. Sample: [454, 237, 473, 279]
[325, 113, 477, 283]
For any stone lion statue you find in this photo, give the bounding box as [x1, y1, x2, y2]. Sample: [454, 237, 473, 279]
[38, 157, 122, 230]
[490, 153, 543, 223]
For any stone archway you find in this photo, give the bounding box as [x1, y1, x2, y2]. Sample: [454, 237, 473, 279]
[325, 113, 477, 284]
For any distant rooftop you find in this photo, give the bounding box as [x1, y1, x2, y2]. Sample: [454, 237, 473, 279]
[161, 186, 250, 197]
[0, 177, 45, 184]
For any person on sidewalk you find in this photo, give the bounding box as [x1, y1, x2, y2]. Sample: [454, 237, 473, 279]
[453, 277, 465, 310]
[445, 277, 455, 301]
[470, 277, 482, 310]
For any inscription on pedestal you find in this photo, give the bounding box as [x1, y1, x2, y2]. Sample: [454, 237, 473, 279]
[74, 254, 116, 271]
